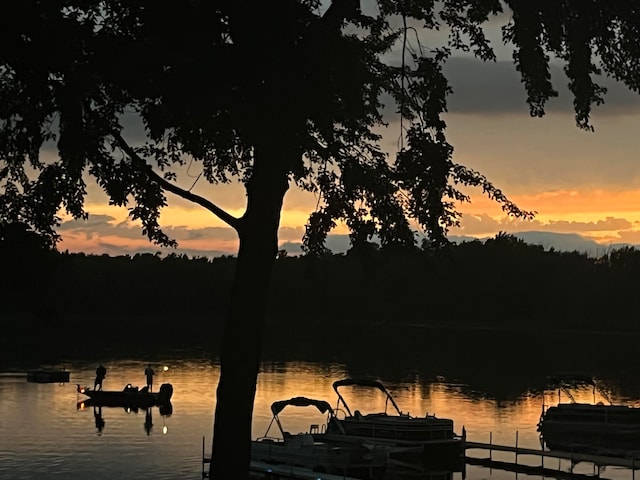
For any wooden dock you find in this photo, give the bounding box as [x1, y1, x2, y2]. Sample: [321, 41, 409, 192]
[202, 438, 363, 480]
[466, 456, 601, 480]
[465, 440, 640, 470]
[202, 436, 640, 479]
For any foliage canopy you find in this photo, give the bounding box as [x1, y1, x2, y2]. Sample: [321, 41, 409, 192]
[0, 0, 549, 250]
[3, 2, 640, 478]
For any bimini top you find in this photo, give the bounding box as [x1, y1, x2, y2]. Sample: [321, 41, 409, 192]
[270, 396, 334, 416]
[332, 377, 403, 416]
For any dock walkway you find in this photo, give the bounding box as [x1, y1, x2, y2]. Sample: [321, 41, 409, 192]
[202, 436, 640, 479]
[466, 440, 640, 469]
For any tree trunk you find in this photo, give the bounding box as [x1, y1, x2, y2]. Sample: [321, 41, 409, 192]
[209, 146, 290, 479]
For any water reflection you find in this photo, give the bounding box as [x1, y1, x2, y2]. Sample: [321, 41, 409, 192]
[537, 375, 640, 459]
[93, 406, 105, 434]
[144, 409, 153, 435]
[3, 332, 640, 480]
[77, 400, 172, 436]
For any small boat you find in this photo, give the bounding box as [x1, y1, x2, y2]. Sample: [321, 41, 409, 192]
[77, 383, 173, 408]
[538, 374, 640, 456]
[319, 378, 465, 463]
[27, 369, 70, 383]
[252, 396, 387, 477]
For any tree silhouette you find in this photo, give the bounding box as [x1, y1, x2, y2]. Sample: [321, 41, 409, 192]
[2, 1, 640, 478]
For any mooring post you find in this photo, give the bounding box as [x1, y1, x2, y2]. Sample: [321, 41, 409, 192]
[515, 431, 519, 465]
[490, 432, 493, 461]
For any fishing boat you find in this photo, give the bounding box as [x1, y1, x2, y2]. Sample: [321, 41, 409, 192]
[319, 378, 465, 463]
[252, 396, 387, 477]
[76, 383, 173, 408]
[538, 374, 640, 456]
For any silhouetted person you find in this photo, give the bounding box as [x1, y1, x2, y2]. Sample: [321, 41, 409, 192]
[94, 406, 105, 433]
[94, 364, 107, 390]
[144, 408, 153, 435]
[144, 364, 155, 392]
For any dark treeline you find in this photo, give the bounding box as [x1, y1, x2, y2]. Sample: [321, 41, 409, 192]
[270, 233, 638, 331]
[2, 232, 640, 343]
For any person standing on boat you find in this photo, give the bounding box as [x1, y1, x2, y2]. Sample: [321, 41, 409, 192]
[144, 364, 155, 392]
[94, 364, 107, 391]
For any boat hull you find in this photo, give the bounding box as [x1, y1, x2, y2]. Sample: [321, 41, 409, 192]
[78, 383, 173, 408]
[251, 435, 386, 477]
[323, 415, 464, 463]
[539, 403, 640, 456]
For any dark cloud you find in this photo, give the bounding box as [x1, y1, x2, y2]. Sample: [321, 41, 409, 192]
[547, 217, 633, 233]
[58, 215, 310, 255]
[452, 213, 637, 237]
[451, 213, 538, 235]
[58, 215, 149, 240]
[174, 226, 238, 242]
[444, 57, 640, 116]
[58, 212, 640, 259]
[57, 214, 117, 232]
[58, 215, 235, 243]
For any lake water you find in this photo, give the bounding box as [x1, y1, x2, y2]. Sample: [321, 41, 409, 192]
[2, 326, 640, 480]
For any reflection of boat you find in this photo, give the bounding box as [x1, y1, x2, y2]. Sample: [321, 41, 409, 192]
[78, 398, 173, 416]
[538, 374, 640, 456]
[320, 378, 465, 463]
[27, 369, 70, 383]
[79, 400, 172, 435]
[251, 396, 387, 477]
[76, 383, 173, 409]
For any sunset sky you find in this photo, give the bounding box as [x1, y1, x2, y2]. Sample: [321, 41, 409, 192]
[53, 9, 640, 259]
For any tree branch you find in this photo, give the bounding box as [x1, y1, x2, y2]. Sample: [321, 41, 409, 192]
[112, 132, 242, 231]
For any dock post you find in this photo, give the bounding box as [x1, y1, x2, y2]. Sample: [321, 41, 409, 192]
[489, 432, 493, 461]
[515, 431, 519, 465]
[202, 436, 211, 478]
[202, 436, 206, 478]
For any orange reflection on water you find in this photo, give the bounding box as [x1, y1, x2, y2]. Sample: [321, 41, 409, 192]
[67, 358, 615, 453]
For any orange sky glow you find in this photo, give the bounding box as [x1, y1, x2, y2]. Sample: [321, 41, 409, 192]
[53, 53, 640, 257]
[56, 185, 640, 256]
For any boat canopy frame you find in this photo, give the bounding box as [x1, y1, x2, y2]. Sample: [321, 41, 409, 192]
[332, 377, 404, 417]
[262, 396, 343, 439]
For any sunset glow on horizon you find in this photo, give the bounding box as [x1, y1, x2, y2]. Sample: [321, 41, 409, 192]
[55, 183, 640, 257]
[53, 57, 640, 258]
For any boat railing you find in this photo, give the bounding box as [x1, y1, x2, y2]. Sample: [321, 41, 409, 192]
[309, 423, 327, 434]
[255, 435, 283, 443]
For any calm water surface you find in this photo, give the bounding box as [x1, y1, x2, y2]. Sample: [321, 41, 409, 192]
[1, 327, 640, 480]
